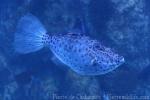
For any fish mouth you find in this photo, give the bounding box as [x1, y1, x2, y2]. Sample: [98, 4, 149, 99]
[102, 57, 125, 74]
[108, 56, 125, 70]
[121, 58, 125, 63]
[119, 56, 125, 64]
[115, 57, 125, 68]
[110, 56, 125, 65]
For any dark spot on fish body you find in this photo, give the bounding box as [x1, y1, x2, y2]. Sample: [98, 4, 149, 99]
[74, 58, 78, 62]
[78, 48, 81, 52]
[68, 45, 72, 50]
[80, 54, 85, 58]
[109, 58, 114, 64]
[92, 60, 98, 66]
[115, 59, 120, 64]
[53, 45, 58, 51]
[89, 45, 93, 49]
[78, 66, 82, 70]
[105, 60, 109, 65]
[94, 45, 106, 52]
[74, 38, 79, 43]
[100, 57, 104, 62]
[63, 45, 69, 52]
[85, 48, 88, 51]
[102, 68, 107, 72]
[91, 40, 96, 44]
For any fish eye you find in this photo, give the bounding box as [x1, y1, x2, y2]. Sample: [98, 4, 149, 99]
[95, 45, 100, 48]
[93, 43, 100, 48]
[94, 44, 105, 51]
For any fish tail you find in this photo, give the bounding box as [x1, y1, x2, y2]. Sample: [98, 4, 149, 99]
[14, 13, 47, 54]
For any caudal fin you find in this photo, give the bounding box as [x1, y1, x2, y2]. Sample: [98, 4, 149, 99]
[14, 14, 47, 54]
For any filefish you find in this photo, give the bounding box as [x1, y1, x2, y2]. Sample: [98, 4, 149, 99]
[14, 14, 125, 75]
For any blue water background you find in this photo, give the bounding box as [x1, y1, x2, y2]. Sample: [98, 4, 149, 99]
[0, 0, 150, 100]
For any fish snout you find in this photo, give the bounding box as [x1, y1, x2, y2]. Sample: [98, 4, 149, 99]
[115, 55, 125, 66]
[118, 55, 125, 63]
[120, 56, 125, 63]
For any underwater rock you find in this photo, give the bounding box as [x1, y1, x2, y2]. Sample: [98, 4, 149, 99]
[2, 82, 18, 100]
[88, 0, 115, 38]
[111, 0, 141, 13]
[0, 53, 7, 71]
[25, 77, 58, 100]
[63, 71, 101, 99]
[132, 83, 150, 99]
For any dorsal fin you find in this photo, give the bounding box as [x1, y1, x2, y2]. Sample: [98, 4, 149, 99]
[68, 16, 87, 35]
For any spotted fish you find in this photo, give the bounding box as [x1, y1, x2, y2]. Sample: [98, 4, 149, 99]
[14, 14, 125, 75]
